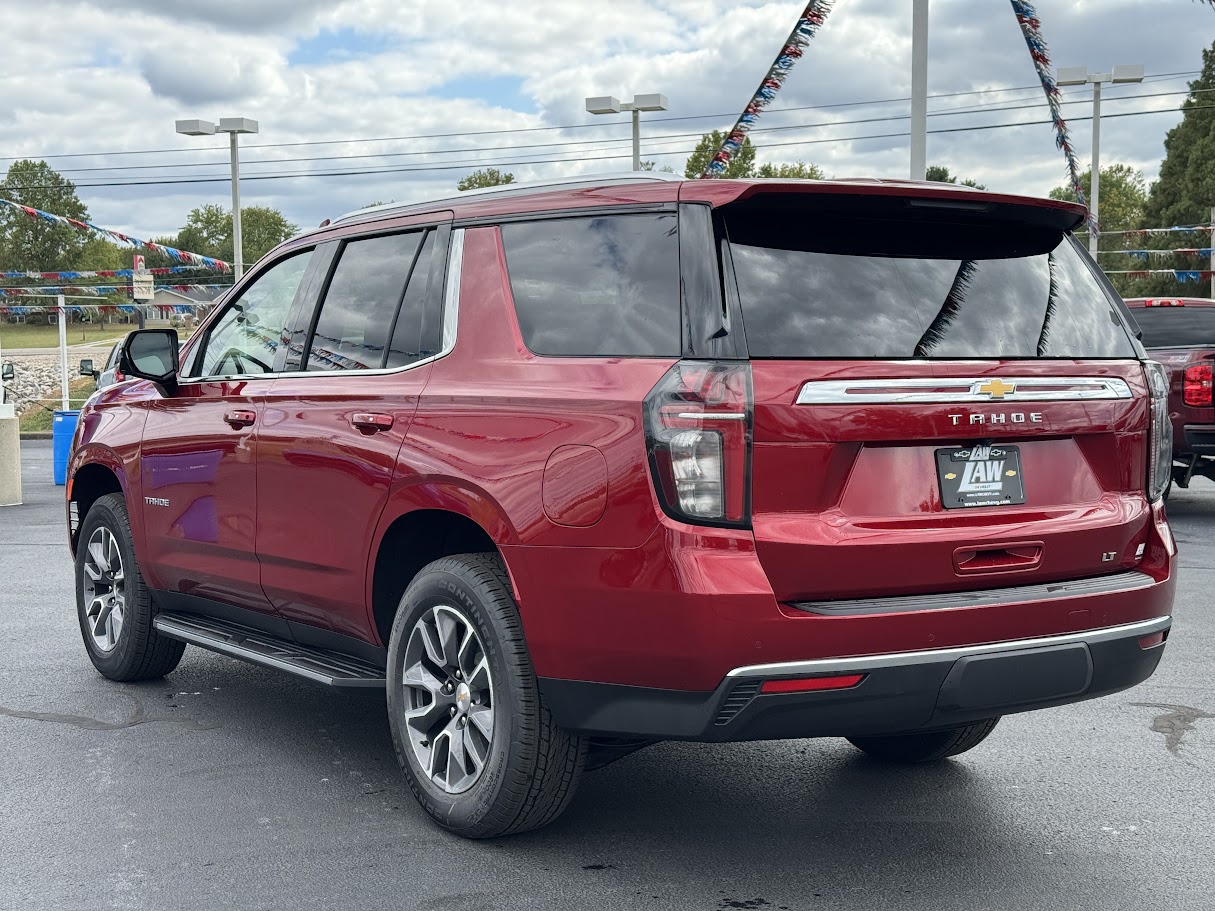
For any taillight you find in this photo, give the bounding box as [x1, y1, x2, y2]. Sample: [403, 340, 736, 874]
[1184, 363, 1213, 407]
[1145, 361, 1173, 502]
[644, 360, 752, 527]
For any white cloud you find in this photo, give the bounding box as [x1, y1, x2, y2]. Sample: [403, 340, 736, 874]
[0, 0, 1209, 246]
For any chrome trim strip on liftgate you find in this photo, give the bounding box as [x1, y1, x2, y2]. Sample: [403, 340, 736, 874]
[795, 376, 1134, 405]
[791, 570, 1155, 616]
[725, 616, 1171, 679]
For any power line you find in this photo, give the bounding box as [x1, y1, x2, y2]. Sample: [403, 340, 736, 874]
[39, 84, 1213, 178]
[5, 102, 1209, 192]
[0, 70, 1199, 165]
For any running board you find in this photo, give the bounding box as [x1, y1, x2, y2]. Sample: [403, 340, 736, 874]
[153, 613, 386, 688]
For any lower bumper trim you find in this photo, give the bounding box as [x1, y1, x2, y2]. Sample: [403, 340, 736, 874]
[540, 616, 1171, 742]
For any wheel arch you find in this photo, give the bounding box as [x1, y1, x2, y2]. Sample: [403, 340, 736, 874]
[367, 485, 522, 647]
[68, 450, 127, 556]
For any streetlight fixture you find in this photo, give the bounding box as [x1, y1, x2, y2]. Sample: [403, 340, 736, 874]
[175, 117, 260, 277]
[585, 93, 668, 171]
[1055, 64, 1144, 256]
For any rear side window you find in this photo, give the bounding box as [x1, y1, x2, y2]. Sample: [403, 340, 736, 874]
[501, 214, 680, 357]
[1130, 307, 1215, 348]
[306, 232, 423, 372]
[726, 208, 1137, 359]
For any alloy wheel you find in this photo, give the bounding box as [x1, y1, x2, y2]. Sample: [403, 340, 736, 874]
[400, 604, 495, 794]
[82, 527, 126, 653]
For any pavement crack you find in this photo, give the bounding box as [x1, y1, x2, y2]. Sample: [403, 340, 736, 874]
[1132, 702, 1214, 753]
[0, 695, 216, 732]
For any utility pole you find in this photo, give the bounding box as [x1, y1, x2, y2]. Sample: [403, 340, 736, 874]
[910, 0, 929, 180]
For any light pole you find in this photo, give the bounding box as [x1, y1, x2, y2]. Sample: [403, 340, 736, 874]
[909, 0, 929, 180]
[585, 94, 668, 171]
[175, 117, 260, 277]
[1056, 65, 1144, 256]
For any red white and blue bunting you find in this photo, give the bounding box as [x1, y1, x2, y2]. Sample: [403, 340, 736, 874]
[1103, 270, 1214, 281]
[1009, 0, 1090, 233]
[0, 282, 232, 298]
[0, 198, 232, 272]
[702, 0, 834, 178]
[1, 265, 224, 279]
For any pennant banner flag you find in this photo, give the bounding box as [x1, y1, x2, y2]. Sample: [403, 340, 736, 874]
[1009, 1, 1092, 235]
[1, 265, 225, 279]
[1100, 224, 1215, 238]
[701, 0, 834, 178]
[0, 198, 232, 271]
[1099, 248, 1215, 259]
[0, 282, 233, 298]
[1103, 269, 1214, 282]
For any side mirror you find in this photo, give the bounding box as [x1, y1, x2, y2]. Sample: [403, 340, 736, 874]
[1, 362, 13, 383]
[79, 358, 97, 378]
[118, 329, 179, 392]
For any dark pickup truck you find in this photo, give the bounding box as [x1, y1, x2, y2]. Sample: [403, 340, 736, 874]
[1126, 297, 1215, 494]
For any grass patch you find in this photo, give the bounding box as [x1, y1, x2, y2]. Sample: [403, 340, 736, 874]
[0, 322, 129, 349]
[19, 376, 98, 434]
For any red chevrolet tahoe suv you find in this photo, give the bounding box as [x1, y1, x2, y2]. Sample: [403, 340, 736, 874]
[1124, 297, 1215, 494]
[67, 174, 1176, 838]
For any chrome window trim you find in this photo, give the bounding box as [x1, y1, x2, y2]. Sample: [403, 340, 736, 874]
[179, 228, 464, 386]
[795, 375, 1134, 405]
[442, 228, 463, 355]
[726, 616, 1171, 679]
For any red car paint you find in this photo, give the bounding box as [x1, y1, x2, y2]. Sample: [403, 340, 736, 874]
[1125, 297, 1215, 488]
[67, 176, 1175, 731]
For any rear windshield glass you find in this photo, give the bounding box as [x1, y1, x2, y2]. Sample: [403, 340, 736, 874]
[726, 210, 1136, 359]
[1129, 306, 1215, 349]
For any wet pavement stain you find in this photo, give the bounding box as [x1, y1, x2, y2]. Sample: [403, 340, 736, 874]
[0, 696, 217, 732]
[1132, 703, 1214, 753]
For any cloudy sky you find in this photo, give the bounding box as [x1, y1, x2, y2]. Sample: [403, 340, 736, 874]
[0, 0, 1210, 244]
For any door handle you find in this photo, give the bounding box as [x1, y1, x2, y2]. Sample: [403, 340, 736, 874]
[224, 409, 257, 428]
[351, 412, 395, 432]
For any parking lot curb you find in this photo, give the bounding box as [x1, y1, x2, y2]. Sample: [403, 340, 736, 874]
[20, 432, 53, 440]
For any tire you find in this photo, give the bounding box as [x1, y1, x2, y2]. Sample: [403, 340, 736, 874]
[386, 553, 587, 838]
[846, 718, 1000, 764]
[75, 493, 185, 681]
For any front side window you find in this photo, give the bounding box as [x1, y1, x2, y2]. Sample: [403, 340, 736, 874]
[196, 250, 313, 377]
[501, 214, 681, 357]
[305, 232, 425, 372]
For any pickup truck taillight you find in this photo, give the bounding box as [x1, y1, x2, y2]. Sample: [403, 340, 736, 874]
[644, 361, 752, 527]
[1184, 363, 1213, 407]
[1146, 361, 1173, 502]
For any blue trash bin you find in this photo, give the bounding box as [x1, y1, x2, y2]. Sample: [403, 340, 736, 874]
[52, 410, 80, 486]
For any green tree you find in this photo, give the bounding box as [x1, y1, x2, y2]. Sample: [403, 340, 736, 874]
[1049, 165, 1147, 235]
[925, 165, 987, 189]
[685, 131, 756, 179]
[76, 237, 125, 271]
[0, 160, 91, 270]
[1144, 40, 1215, 229]
[457, 168, 516, 191]
[165, 204, 297, 267]
[756, 161, 824, 179]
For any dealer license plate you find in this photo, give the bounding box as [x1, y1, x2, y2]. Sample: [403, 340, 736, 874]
[935, 444, 1025, 509]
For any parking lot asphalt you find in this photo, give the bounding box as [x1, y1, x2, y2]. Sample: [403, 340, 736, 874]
[1, 439, 1212, 911]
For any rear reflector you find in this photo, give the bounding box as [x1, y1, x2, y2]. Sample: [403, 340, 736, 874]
[1138, 632, 1166, 649]
[760, 674, 865, 694]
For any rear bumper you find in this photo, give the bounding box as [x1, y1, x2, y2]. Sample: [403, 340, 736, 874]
[540, 616, 1171, 741]
[1180, 425, 1215, 455]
